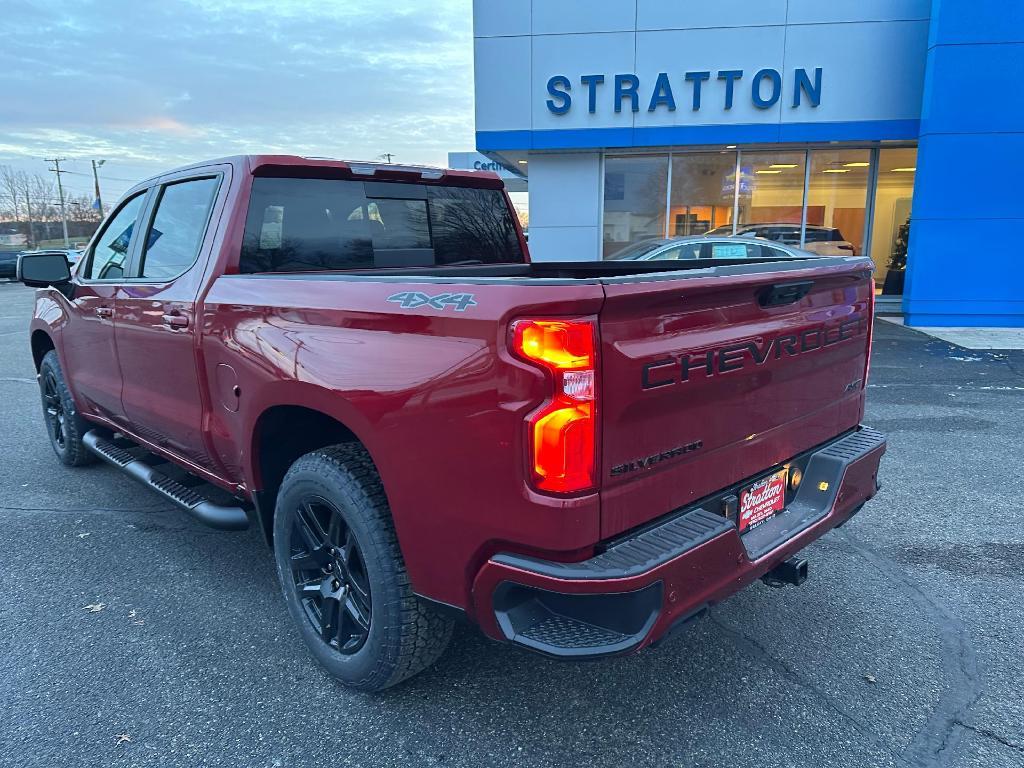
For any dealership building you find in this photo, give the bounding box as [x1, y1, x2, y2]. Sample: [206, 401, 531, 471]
[472, 1, 1023, 327]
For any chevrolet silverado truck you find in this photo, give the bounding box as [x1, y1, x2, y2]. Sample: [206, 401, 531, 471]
[18, 155, 886, 691]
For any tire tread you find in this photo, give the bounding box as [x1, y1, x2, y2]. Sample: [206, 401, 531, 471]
[277, 443, 453, 690]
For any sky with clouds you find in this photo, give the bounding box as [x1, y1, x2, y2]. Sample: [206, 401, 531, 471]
[1, 0, 475, 203]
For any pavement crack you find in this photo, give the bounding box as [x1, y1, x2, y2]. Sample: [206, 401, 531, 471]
[707, 612, 910, 766]
[836, 530, 982, 768]
[0, 504, 172, 515]
[953, 720, 1024, 754]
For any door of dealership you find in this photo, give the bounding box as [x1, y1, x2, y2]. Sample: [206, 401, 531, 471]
[602, 146, 917, 298]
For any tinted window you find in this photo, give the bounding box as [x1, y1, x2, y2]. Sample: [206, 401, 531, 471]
[365, 198, 430, 249]
[427, 185, 521, 265]
[85, 193, 146, 280]
[139, 177, 219, 280]
[242, 178, 373, 272]
[240, 177, 523, 273]
[804, 227, 845, 243]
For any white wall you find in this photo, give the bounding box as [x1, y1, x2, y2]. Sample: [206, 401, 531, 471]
[526, 153, 602, 261]
[473, 0, 930, 135]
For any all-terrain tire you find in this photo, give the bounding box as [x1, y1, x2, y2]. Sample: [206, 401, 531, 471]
[38, 350, 97, 467]
[273, 443, 454, 691]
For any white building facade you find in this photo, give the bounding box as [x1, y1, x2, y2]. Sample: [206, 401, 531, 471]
[472, 1, 958, 318]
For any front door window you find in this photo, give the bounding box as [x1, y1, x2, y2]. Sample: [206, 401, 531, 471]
[84, 193, 146, 280]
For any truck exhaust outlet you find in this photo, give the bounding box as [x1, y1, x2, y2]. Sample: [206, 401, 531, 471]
[761, 557, 809, 588]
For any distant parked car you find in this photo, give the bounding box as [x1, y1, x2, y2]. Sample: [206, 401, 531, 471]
[608, 236, 816, 261]
[0, 251, 19, 280]
[706, 223, 856, 256]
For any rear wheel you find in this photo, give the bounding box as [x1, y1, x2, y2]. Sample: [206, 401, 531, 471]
[273, 443, 453, 691]
[38, 351, 96, 467]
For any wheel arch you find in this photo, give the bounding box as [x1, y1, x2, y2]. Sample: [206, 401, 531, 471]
[31, 329, 56, 371]
[249, 403, 376, 545]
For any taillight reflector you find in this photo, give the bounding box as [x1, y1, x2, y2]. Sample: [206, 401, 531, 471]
[511, 319, 597, 494]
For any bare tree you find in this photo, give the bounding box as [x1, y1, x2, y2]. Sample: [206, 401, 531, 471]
[0, 166, 24, 221]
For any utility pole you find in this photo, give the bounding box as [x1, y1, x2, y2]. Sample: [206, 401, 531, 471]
[24, 188, 34, 249]
[91, 159, 106, 215]
[46, 158, 70, 248]
[377, 153, 395, 163]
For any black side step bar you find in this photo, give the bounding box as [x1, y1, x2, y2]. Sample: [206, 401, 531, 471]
[83, 430, 250, 531]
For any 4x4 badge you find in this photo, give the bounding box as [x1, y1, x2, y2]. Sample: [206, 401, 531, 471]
[387, 291, 477, 312]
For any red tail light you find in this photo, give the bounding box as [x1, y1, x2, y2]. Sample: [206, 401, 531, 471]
[511, 319, 597, 494]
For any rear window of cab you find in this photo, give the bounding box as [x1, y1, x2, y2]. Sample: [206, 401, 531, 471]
[240, 177, 523, 273]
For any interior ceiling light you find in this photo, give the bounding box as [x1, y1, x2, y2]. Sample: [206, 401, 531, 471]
[769, 164, 798, 168]
[823, 168, 850, 173]
[726, 145, 737, 149]
[518, 160, 528, 165]
[844, 162, 871, 167]
[755, 169, 782, 174]
[891, 167, 916, 172]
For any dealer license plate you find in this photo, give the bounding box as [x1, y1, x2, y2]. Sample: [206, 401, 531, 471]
[738, 468, 788, 533]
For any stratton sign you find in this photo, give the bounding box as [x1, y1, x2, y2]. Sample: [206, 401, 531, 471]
[546, 67, 823, 116]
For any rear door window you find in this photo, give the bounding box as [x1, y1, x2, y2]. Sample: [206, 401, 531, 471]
[138, 177, 220, 280]
[241, 177, 523, 273]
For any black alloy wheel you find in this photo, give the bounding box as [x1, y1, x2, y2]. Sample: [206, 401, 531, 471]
[289, 496, 373, 655]
[41, 368, 67, 451]
[273, 443, 454, 690]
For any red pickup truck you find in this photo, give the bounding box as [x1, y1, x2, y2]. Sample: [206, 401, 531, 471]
[19, 155, 885, 691]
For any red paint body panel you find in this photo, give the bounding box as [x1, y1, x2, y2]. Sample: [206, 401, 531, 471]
[471, 443, 885, 642]
[28, 154, 885, 628]
[597, 267, 872, 537]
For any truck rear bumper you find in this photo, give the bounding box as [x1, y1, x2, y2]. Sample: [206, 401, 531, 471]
[471, 426, 886, 658]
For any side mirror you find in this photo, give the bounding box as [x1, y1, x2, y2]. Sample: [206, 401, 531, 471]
[18, 252, 72, 287]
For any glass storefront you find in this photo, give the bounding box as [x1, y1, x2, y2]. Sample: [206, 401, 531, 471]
[870, 147, 917, 295]
[601, 145, 917, 294]
[806, 149, 871, 256]
[737, 150, 806, 235]
[602, 155, 668, 258]
[668, 153, 735, 236]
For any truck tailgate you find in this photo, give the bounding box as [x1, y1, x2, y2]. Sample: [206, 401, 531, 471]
[598, 258, 874, 538]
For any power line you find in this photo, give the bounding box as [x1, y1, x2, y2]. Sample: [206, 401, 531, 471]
[61, 169, 139, 183]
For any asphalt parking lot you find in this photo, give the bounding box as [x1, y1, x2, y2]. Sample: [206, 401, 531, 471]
[1, 280, 1022, 768]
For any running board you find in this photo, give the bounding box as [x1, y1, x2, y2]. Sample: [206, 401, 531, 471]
[83, 430, 250, 531]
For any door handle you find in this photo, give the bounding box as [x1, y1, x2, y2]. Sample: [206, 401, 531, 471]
[161, 312, 190, 330]
[94, 306, 114, 319]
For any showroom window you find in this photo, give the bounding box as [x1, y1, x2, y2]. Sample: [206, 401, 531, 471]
[805, 149, 872, 257]
[869, 147, 917, 295]
[600, 145, 917, 295]
[668, 152, 736, 236]
[602, 155, 668, 258]
[736, 151, 806, 237]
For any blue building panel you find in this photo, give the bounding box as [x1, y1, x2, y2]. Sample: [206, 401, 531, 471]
[912, 133, 1024, 221]
[905, 0, 1024, 326]
[927, 0, 1024, 46]
[919, 43, 1024, 135]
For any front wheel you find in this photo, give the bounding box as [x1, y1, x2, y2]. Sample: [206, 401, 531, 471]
[273, 443, 453, 691]
[38, 350, 96, 467]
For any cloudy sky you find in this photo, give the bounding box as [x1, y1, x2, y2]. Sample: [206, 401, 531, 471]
[1, 0, 475, 203]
